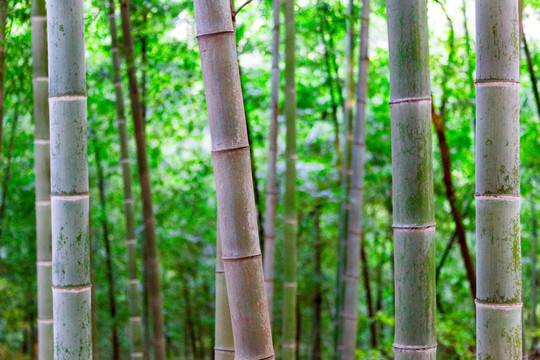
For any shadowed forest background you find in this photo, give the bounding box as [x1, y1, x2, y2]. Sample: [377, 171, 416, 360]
[0, 0, 539, 359]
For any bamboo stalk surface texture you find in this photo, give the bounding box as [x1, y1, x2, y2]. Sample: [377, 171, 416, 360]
[386, 0, 436, 358]
[194, 1, 274, 358]
[47, 0, 92, 358]
[475, 0, 522, 358]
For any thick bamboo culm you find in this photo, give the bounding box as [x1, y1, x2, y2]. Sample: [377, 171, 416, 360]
[282, 0, 297, 357]
[47, 0, 92, 358]
[341, 0, 370, 358]
[193, 0, 274, 358]
[263, 0, 280, 322]
[475, 0, 522, 358]
[215, 227, 235, 360]
[386, 0, 436, 358]
[32, 0, 53, 358]
[106, 0, 144, 357]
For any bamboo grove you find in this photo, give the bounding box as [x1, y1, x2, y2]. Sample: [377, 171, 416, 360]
[0, 0, 539, 359]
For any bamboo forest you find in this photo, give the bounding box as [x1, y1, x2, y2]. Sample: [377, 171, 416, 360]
[0, 0, 539, 358]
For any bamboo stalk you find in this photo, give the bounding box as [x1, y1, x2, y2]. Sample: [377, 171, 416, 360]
[193, 1, 274, 358]
[0, 0, 6, 163]
[215, 227, 235, 360]
[116, 0, 166, 357]
[263, 0, 280, 322]
[47, 1, 92, 358]
[335, 1, 355, 356]
[31, 0, 52, 356]
[475, 1, 521, 358]
[282, 0, 297, 357]
[386, 0, 436, 358]
[341, 0, 370, 357]
[106, 1, 144, 357]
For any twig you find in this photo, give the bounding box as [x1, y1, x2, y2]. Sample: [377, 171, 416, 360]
[235, 0, 253, 16]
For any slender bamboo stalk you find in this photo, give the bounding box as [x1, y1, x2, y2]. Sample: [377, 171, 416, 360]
[0, 0, 6, 162]
[31, 0, 52, 357]
[106, 2, 144, 357]
[0, 113, 19, 231]
[475, 1, 521, 358]
[93, 143, 120, 360]
[263, 0, 280, 320]
[341, 0, 369, 357]
[47, 1, 92, 358]
[530, 193, 538, 355]
[215, 227, 235, 360]
[386, 0, 436, 358]
[312, 203, 323, 360]
[89, 221, 99, 360]
[193, 1, 274, 358]
[282, 0, 297, 357]
[523, 34, 540, 120]
[117, 0, 166, 358]
[335, 1, 355, 355]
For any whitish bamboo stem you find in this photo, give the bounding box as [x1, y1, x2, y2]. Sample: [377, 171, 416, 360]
[193, 1, 274, 358]
[475, 2, 521, 358]
[215, 227, 235, 360]
[282, 0, 297, 357]
[341, 0, 370, 358]
[106, 2, 144, 357]
[386, 0, 436, 358]
[263, 0, 280, 323]
[32, 0, 52, 358]
[47, 1, 91, 358]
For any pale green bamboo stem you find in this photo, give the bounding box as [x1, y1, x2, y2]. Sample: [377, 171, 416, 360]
[386, 0, 436, 358]
[341, 0, 370, 358]
[194, 1, 274, 358]
[335, 1, 355, 356]
[32, 0, 52, 358]
[263, 0, 280, 323]
[215, 227, 234, 360]
[107, 1, 144, 357]
[47, 1, 91, 358]
[475, 1, 521, 358]
[282, 0, 297, 357]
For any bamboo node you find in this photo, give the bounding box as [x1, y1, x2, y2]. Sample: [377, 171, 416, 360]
[130, 316, 142, 322]
[34, 139, 50, 144]
[37, 261, 52, 266]
[474, 193, 521, 200]
[393, 343, 437, 352]
[33, 77, 48, 82]
[211, 145, 250, 155]
[222, 253, 262, 262]
[392, 223, 436, 230]
[282, 343, 297, 348]
[49, 95, 87, 101]
[37, 318, 54, 324]
[283, 282, 297, 287]
[389, 96, 431, 106]
[214, 348, 235, 353]
[51, 193, 90, 201]
[52, 285, 92, 293]
[285, 218, 297, 224]
[475, 80, 520, 87]
[196, 30, 235, 39]
[475, 300, 523, 309]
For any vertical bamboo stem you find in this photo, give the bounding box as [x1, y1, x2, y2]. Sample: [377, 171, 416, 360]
[386, 0, 436, 358]
[106, 1, 144, 357]
[341, 0, 370, 357]
[263, 0, 280, 322]
[31, 0, 52, 357]
[215, 227, 235, 360]
[193, 1, 274, 358]
[282, 0, 297, 357]
[117, 0, 166, 357]
[475, 1, 521, 358]
[0, 0, 6, 162]
[47, 0, 92, 358]
[335, 1, 355, 356]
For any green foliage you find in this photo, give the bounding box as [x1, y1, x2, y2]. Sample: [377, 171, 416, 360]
[0, 0, 538, 358]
